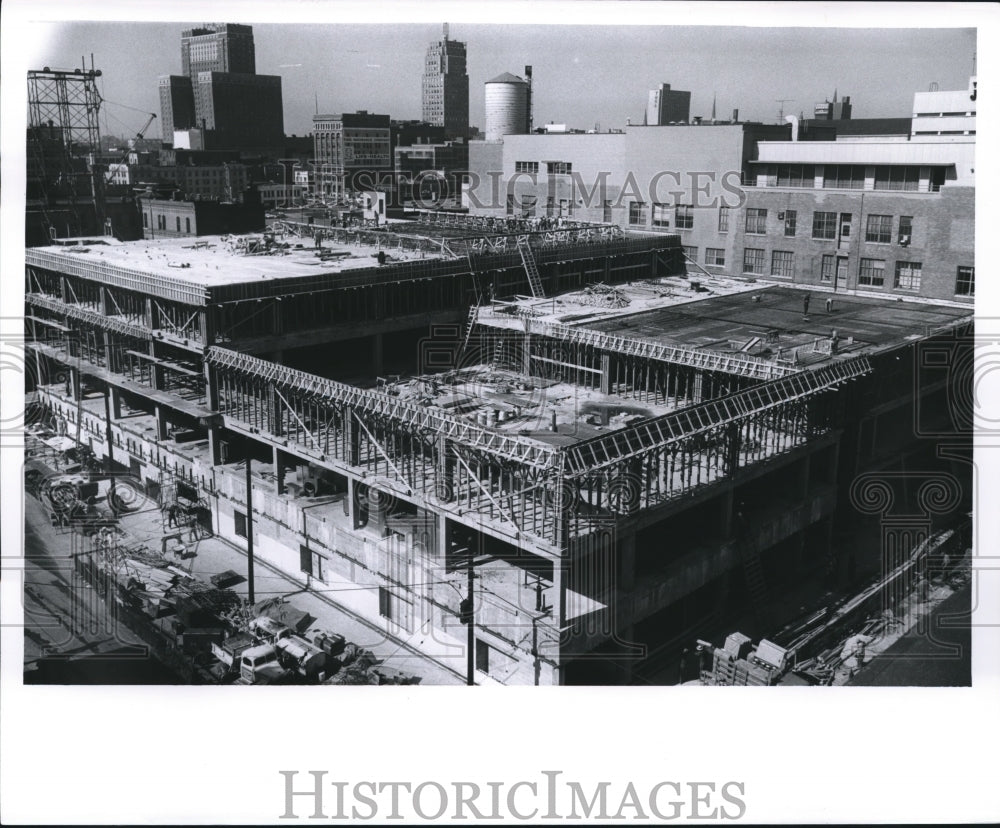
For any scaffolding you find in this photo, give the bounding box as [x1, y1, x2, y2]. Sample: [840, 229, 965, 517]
[27, 67, 104, 238]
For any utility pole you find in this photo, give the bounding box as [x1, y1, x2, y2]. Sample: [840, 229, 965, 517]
[245, 456, 255, 604]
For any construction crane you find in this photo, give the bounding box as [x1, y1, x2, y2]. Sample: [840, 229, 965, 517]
[104, 112, 157, 184]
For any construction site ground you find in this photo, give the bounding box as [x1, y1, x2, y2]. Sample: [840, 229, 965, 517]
[23, 492, 464, 685]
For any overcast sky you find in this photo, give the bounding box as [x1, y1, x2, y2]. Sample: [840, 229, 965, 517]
[25, 21, 977, 140]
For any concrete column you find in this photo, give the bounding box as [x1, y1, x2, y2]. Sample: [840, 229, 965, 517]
[199, 309, 213, 347]
[207, 426, 222, 466]
[67, 367, 80, 401]
[154, 404, 169, 441]
[205, 363, 220, 411]
[99, 286, 109, 316]
[346, 408, 360, 466]
[436, 435, 455, 502]
[436, 512, 449, 562]
[103, 331, 115, 373]
[145, 297, 157, 330]
[269, 385, 284, 437]
[149, 341, 163, 391]
[522, 333, 532, 376]
[108, 386, 123, 420]
[347, 477, 363, 530]
[273, 445, 286, 495]
[371, 333, 384, 377]
[599, 353, 611, 395]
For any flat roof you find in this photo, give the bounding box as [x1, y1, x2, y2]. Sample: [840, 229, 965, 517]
[31, 234, 440, 288]
[477, 277, 971, 369]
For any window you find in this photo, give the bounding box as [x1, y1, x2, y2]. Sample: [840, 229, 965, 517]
[820, 254, 835, 282]
[774, 164, 815, 188]
[185, 217, 191, 233]
[521, 195, 537, 217]
[865, 215, 893, 244]
[514, 161, 539, 174]
[475, 639, 490, 674]
[956, 266, 975, 296]
[893, 261, 922, 291]
[771, 250, 794, 278]
[546, 196, 555, 217]
[823, 165, 866, 189]
[142, 213, 148, 228]
[898, 216, 913, 245]
[873, 165, 920, 192]
[718, 207, 730, 232]
[628, 202, 647, 226]
[234, 510, 247, 539]
[675, 204, 694, 229]
[704, 248, 726, 267]
[603, 200, 613, 223]
[783, 210, 797, 236]
[742, 248, 765, 274]
[176, 216, 181, 232]
[683, 245, 698, 262]
[812, 211, 837, 240]
[506, 194, 515, 215]
[546, 161, 572, 175]
[745, 208, 767, 234]
[858, 258, 886, 287]
[651, 203, 671, 228]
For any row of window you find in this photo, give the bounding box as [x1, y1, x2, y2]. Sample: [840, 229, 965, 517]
[755, 164, 937, 191]
[513, 161, 573, 175]
[731, 247, 974, 295]
[636, 206, 917, 248]
[142, 213, 192, 233]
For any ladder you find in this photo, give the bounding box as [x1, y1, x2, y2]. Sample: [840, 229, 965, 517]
[516, 237, 546, 299]
[491, 336, 505, 369]
[460, 305, 479, 360]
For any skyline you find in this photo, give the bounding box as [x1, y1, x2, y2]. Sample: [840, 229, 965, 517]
[27, 22, 976, 141]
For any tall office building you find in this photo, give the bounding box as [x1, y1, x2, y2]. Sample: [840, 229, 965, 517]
[181, 24, 256, 76]
[159, 23, 283, 151]
[313, 111, 392, 202]
[422, 24, 469, 140]
[646, 83, 692, 125]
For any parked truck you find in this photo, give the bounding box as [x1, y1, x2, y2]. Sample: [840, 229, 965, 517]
[237, 634, 329, 684]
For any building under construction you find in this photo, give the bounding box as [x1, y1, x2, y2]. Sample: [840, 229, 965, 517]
[24, 215, 973, 684]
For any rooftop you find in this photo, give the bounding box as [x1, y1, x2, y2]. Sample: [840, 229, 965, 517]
[27, 233, 441, 288]
[477, 276, 972, 370]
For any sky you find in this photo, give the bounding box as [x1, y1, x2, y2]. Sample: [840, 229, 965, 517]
[21, 18, 977, 141]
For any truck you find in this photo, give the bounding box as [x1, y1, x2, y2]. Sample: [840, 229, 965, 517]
[238, 643, 291, 684]
[237, 635, 329, 684]
[249, 615, 292, 645]
[275, 635, 329, 681]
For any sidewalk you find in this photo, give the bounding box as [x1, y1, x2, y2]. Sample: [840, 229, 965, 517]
[48, 488, 465, 685]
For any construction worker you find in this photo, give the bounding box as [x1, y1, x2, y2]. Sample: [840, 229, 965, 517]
[803, 293, 811, 317]
[167, 503, 179, 528]
[826, 296, 834, 313]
